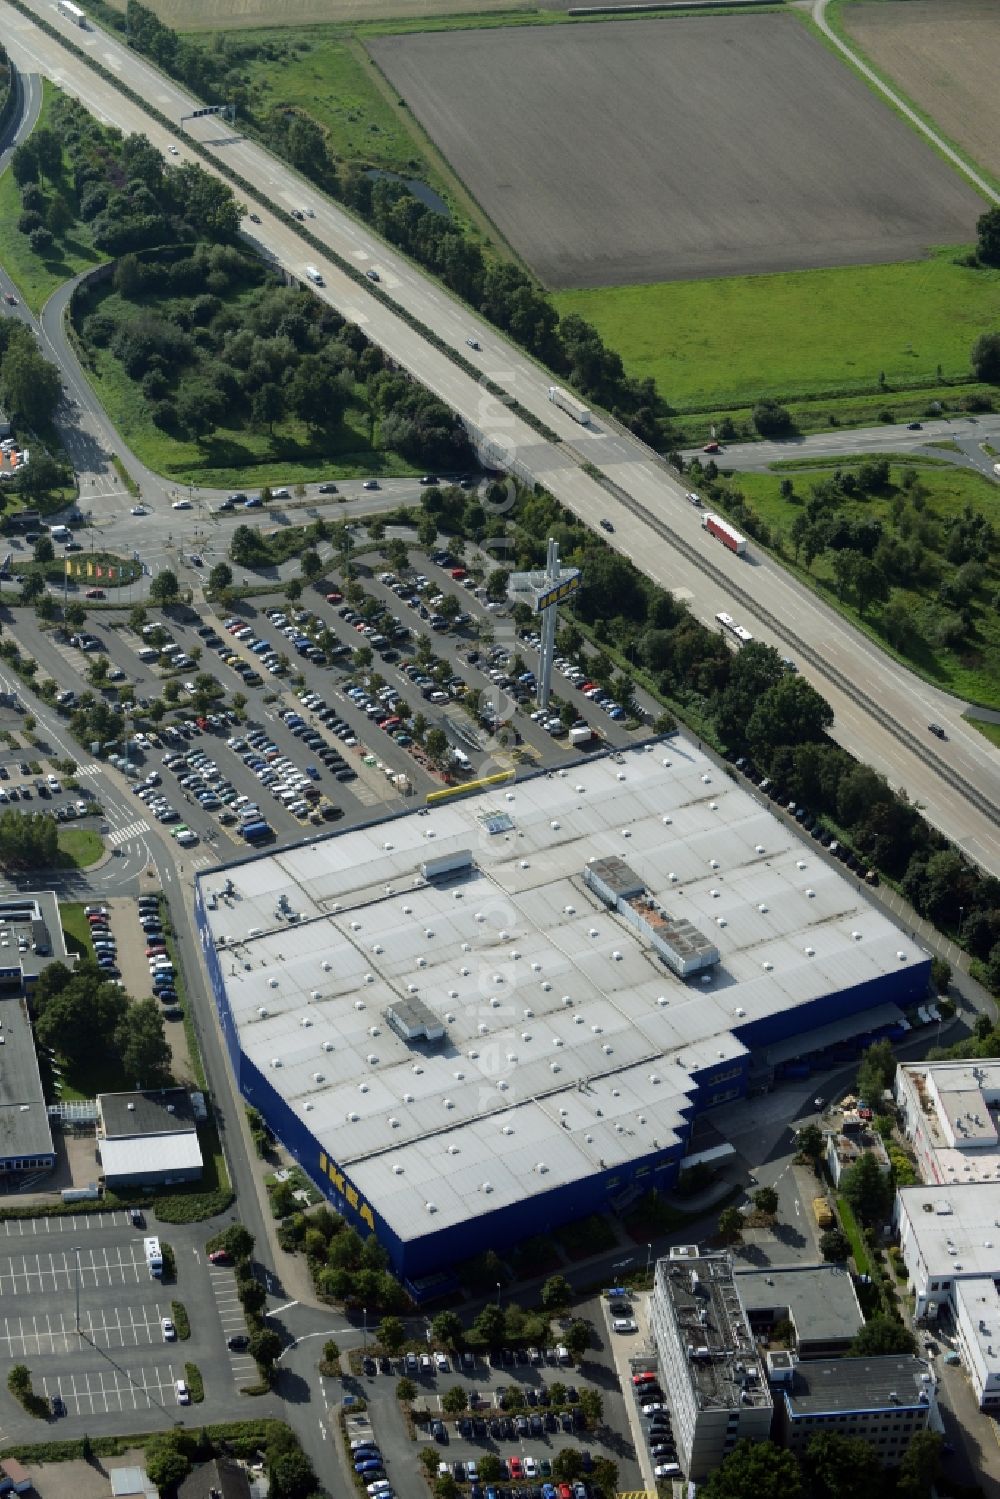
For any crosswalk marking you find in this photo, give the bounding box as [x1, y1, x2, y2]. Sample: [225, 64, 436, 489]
[108, 818, 148, 847]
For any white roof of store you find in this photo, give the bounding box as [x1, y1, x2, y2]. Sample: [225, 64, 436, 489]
[200, 738, 918, 1241]
[898, 1182, 1000, 1280]
[98, 1131, 203, 1181]
[954, 1276, 1000, 1377]
[899, 1062, 1000, 1183]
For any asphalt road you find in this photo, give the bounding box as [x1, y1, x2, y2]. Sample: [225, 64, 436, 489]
[1, 0, 997, 880]
[685, 413, 1000, 480]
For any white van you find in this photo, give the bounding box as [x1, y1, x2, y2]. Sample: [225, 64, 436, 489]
[50, 524, 71, 543]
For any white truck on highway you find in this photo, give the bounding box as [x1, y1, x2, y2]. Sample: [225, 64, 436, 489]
[305, 265, 324, 286]
[548, 386, 591, 426]
[993, 462, 1000, 479]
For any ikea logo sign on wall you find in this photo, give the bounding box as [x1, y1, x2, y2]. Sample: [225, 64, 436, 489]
[320, 1152, 375, 1231]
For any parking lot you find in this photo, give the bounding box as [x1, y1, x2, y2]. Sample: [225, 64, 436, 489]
[0, 1213, 266, 1435]
[40, 1364, 184, 1415]
[4, 539, 650, 869]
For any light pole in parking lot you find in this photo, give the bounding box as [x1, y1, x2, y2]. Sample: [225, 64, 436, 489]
[496, 1281, 502, 1309]
[72, 1245, 82, 1334]
[645, 1243, 653, 1280]
[362, 1306, 368, 1352]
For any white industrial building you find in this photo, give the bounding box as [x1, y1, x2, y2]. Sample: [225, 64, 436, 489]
[196, 739, 929, 1281]
[895, 1060, 1000, 1408]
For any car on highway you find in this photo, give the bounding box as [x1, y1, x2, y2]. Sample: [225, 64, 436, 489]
[928, 722, 947, 740]
[599, 518, 614, 532]
[85, 588, 105, 599]
[466, 336, 480, 349]
[318, 482, 338, 494]
[365, 269, 380, 282]
[249, 212, 261, 224]
[2, 293, 17, 306]
[906, 421, 923, 430]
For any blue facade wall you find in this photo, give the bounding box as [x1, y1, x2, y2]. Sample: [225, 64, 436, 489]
[734, 964, 930, 1052]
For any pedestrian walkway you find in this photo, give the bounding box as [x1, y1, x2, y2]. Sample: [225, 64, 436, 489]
[108, 818, 148, 847]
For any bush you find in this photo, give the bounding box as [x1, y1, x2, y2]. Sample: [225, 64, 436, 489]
[751, 399, 794, 437]
[183, 1362, 204, 1403]
[171, 1300, 190, 1339]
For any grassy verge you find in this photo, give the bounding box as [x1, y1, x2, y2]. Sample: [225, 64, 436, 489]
[184, 1362, 204, 1403]
[552, 249, 1000, 412]
[836, 1197, 871, 1276]
[56, 827, 104, 868]
[171, 1300, 191, 1339]
[60, 901, 95, 957]
[968, 717, 1000, 749]
[0, 80, 106, 312]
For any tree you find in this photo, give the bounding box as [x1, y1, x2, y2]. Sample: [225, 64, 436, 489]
[378, 1315, 406, 1353]
[0, 809, 59, 870]
[976, 206, 1000, 266]
[578, 1387, 603, 1427]
[897, 1429, 941, 1499]
[818, 1228, 850, 1262]
[249, 1328, 282, 1369]
[221, 1223, 255, 1261]
[396, 1376, 417, 1403]
[477, 1456, 502, 1483]
[590, 1459, 618, 1498]
[115, 997, 171, 1085]
[417, 513, 438, 549]
[747, 674, 834, 759]
[268, 1450, 316, 1499]
[1, 340, 62, 426]
[208, 561, 232, 595]
[751, 399, 794, 437]
[970, 331, 1000, 382]
[803, 1431, 881, 1499]
[441, 1385, 468, 1415]
[7, 1364, 30, 1399]
[425, 727, 448, 763]
[419, 1448, 441, 1479]
[551, 1451, 583, 1482]
[850, 1314, 917, 1357]
[149, 569, 179, 605]
[752, 1185, 779, 1219]
[430, 1309, 464, 1350]
[473, 1302, 505, 1347]
[485, 568, 509, 601]
[840, 1151, 893, 1226]
[699, 1439, 803, 1499]
[565, 1319, 590, 1360]
[857, 1038, 896, 1105]
[301, 549, 323, 582]
[285, 578, 302, 604]
[541, 1274, 573, 1313]
[718, 1206, 743, 1243]
[145, 1434, 192, 1489]
[796, 1122, 824, 1163]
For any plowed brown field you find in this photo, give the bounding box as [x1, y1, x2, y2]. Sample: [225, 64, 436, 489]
[843, 0, 1000, 180]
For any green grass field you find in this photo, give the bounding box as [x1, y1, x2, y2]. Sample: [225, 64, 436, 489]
[60, 900, 95, 956]
[56, 827, 105, 868]
[0, 82, 106, 314]
[553, 249, 1000, 410]
[725, 460, 1000, 707]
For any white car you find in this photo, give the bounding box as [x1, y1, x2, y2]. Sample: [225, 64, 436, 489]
[168, 144, 179, 155]
[175, 1378, 189, 1405]
[433, 1350, 448, 1372]
[161, 1317, 176, 1340]
[524, 1458, 538, 1479]
[612, 1317, 638, 1333]
[172, 499, 192, 511]
[130, 504, 148, 516]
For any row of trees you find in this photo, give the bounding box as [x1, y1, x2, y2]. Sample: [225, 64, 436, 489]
[0, 315, 62, 432]
[698, 1432, 941, 1499]
[32, 960, 171, 1086]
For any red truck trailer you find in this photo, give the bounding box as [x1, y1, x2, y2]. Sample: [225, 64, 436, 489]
[701, 512, 747, 556]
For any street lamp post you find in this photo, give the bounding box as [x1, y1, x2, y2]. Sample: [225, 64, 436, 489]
[496, 1282, 502, 1309]
[645, 1242, 653, 1279]
[72, 1245, 82, 1334]
[362, 1306, 368, 1352]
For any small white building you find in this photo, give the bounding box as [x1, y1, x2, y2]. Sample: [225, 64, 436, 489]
[895, 1060, 1000, 1186]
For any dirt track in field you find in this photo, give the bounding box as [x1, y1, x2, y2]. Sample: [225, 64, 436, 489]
[369, 14, 982, 290]
[102, 0, 560, 28]
[843, 0, 1000, 181]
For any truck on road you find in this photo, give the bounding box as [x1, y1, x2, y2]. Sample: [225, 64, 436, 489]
[548, 386, 591, 426]
[569, 725, 595, 747]
[702, 512, 747, 556]
[305, 265, 324, 286]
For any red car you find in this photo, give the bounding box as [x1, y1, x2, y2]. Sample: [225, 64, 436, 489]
[703, 440, 720, 453]
[325, 591, 343, 604]
[85, 588, 105, 600]
[632, 1371, 657, 1386]
[508, 1459, 523, 1481]
[208, 1249, 233, 1265]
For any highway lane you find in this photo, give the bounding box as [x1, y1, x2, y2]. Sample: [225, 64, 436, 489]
[1, 0, 998, 877]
